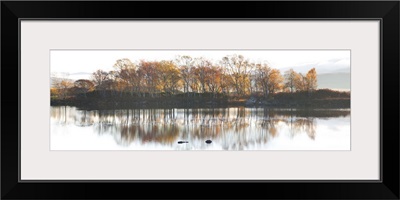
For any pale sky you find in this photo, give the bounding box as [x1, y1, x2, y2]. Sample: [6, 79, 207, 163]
[50, 50, 350, 80]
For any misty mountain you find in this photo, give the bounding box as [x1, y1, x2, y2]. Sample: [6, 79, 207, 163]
[50, 77, 75, 87]
[281, 66, 350, 75]
[317, 73, 350, 91]
[50, 72, 92, 85]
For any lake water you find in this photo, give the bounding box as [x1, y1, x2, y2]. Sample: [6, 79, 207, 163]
[50, 106, 350, 150]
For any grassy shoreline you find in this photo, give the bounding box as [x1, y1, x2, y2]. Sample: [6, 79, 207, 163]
[51, 89, 350, 110]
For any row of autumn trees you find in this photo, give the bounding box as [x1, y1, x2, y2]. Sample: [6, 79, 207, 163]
[51, 54, 317, 100]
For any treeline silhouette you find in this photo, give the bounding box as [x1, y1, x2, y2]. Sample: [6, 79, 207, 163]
[51, 54, 350, 109]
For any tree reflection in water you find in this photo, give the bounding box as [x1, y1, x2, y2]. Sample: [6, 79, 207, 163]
[51, 106, 350, 150]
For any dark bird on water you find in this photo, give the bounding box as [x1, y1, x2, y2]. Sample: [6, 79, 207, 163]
[205, 140, 212, 144]
[178, 141, 189, 144]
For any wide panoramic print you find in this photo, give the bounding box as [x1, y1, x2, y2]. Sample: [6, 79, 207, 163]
[50, 50, 350, 150]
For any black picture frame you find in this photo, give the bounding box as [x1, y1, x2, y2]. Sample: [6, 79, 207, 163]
[2, 1, 399, 199]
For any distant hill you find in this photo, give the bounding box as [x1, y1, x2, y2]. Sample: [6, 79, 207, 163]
[50, 72, 92, 87]
[50, 77, 75, 87]
[317, 73, 350, 91]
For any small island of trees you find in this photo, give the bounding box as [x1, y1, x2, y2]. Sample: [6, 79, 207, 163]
[51, 54, 350, 109]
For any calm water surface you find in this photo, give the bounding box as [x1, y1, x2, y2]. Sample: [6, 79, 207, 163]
[50, 106, 350, 150]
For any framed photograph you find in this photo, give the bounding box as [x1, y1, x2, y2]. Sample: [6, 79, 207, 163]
[2, 1, 399, 199]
